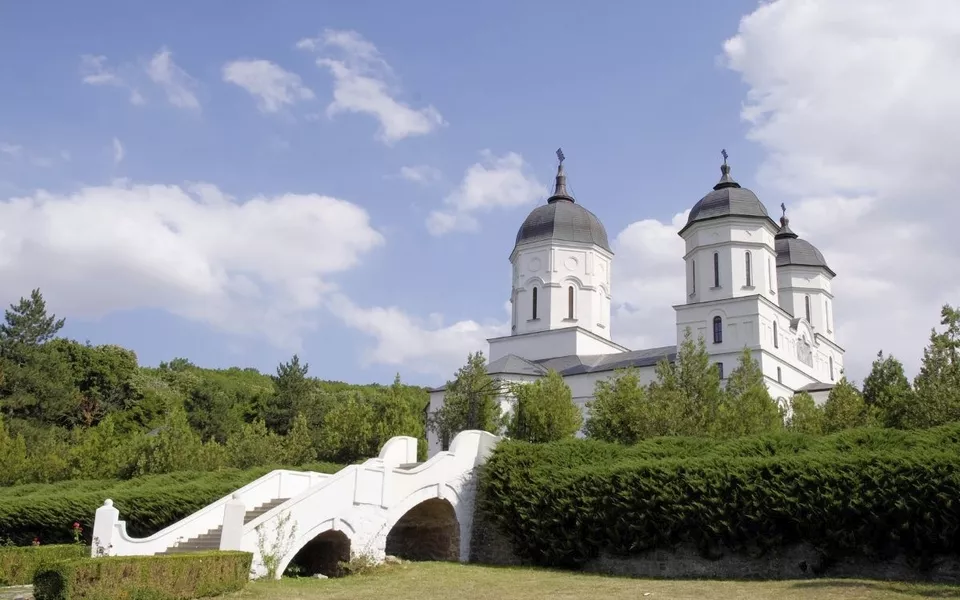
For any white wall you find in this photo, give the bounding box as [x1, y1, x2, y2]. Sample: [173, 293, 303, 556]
[776, 265, 836, 343]
[488, 327, 626, 363]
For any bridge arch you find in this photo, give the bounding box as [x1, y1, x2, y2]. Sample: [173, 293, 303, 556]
[381, 483, 467, 562]
[277, 517, 357, 578]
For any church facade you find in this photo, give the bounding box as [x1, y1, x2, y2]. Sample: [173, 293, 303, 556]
[427, 152, 843, 455]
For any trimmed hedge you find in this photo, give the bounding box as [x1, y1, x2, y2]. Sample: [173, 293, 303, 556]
[33, 551, 252, 600]
[0, 545, 87, 586]
[0, 463, 341, 546]
[478, 425, 960, 570]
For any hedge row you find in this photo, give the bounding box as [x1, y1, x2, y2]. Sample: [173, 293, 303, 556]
[33, 551, 252, 600]
[478, 426, 960, 569]
[0, 545, 87, 586]
[0, 463, 341, 546]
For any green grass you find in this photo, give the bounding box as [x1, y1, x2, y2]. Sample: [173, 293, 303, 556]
[221, 562, 960, 600]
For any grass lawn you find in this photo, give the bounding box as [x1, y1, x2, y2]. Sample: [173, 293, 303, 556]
[224, 562, 960, 600]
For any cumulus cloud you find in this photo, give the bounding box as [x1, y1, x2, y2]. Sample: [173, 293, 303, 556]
[298, 29, 445, 144]
[79, 54, 144, 105]
[222, 59, 314, 113]
[399, 165, 442, 185]
[427, 151, 545, 235]
[146, 48, 200, 111]
[112, 138, 124, 164]
[326, 293, 508, 377]
[0, 143, 22, 158]
[0, 182, 384, 348]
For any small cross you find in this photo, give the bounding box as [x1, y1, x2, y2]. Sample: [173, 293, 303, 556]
[556, 147, 565, 165]
[721, 148, 728, 165]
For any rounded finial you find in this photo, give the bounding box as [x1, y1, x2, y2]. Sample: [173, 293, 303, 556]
[780, 202, 789, 227]
[104, 499, 113, 507]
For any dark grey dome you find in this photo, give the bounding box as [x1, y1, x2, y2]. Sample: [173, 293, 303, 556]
[678, 162, 776, 235]
[514, 160, 611, 252]
[775, 216, 835, 276]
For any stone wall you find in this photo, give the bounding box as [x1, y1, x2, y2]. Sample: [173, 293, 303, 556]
[469, 507, 960, 582]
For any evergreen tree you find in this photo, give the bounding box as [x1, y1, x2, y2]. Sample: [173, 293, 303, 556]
[822, 378, 871, 433]
[714, 348, 783, 438]
[862, 350, 914, 428]
[912, 305, 960, 428]
[643, 329, 721, 437]
[585, 368, 648, 444]
[317, 394, 375, 463]
[786, 392, 824, 434]
[281, 413, 317, 465]
[266, 354, 311, 434]
[0, 289, 65, 353]
[507, 370, 582, 443]
[430, 352, 504, 447]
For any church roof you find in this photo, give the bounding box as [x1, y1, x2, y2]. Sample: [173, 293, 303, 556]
[775, 214, 835, 276]
[514, 152, 611, 252]
[678, 156, 777, 235]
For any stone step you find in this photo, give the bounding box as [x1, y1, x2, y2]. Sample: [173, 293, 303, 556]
[244, 498, 289, 524]
[158, 498, 290, 555]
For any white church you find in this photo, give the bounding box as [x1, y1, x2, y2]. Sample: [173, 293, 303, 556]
[427, 151, 843, 453]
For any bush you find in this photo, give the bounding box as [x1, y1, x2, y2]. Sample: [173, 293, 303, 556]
[478, 424, 960, 569]
[33, 551, 252, 600]
[0, 463, 341, 546]
[0, 545, 87, 586]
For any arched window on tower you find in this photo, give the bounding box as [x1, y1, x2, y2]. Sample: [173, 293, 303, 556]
[825, 299, 832, 332]
[567, 286, 575, 320]
[777, 366, 782, 383]
[829, 356, 835, 381]
[773, 321, 779, 348]
[768, 257, 773, 292]
[713, 316, 723, 344]
[532, 287, 538, 320]
[745, 251, 753, 287]
[691, 260, 696, 294]
[713, 252, 720, 288]
[805, 295, 812, 322]
[716, 362, 724, 380]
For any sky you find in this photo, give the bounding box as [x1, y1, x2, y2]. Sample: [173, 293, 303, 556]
[1, 0, 958, 387]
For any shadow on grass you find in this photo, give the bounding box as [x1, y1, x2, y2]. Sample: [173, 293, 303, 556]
[791, 580, 960, 598]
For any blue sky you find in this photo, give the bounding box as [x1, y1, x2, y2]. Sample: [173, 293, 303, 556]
[2, 0, 957, 386]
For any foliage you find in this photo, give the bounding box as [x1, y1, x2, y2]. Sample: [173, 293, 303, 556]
[33, 551, 252, 600]
[822, 378, 873, 433]
[478, 427, 960, 570]
[584, 368, 649, 444]
[863, 350, 915, 429]
[645, 329, 722, 437]
[0, 464, 341, 546]
[714, 348, 783, 438]
[507, 370, 582, 443]
[0, 544, 86, 586]
[912, 304, 960, 428]
[786, 392, 824, 435]
[255, 510, 297, 580]
[430, 351, 505, 445]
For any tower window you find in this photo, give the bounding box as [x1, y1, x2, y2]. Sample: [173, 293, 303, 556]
[691, 260, 696, 294]
[768, 257, 773, 291]
[713, 252, 720, 288]
[716, 362, 724, 380]
[713, 316, 722, 344]
[745, 251, 753, 287]
[532, 287, 538, 320]
[825, 300, 832, 331]
[829, 357, 834, 381]
[773, 321, 779, 348]
[805, 295, 812, 322]
[567, 286, 575, 319]
[777, 366, 782, 383]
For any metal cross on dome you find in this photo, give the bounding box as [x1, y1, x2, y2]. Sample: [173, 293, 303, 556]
[721, 148, 728, 165]
[556, 147, 565, 165]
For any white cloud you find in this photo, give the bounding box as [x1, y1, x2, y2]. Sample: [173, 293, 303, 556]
[222, 59, 314, 113]
[326, 293, 508, 377]
[146, 48, 200, 111]
[399, 165, 441, 185]
[0, 182, 384, 348]
[79, 54, 144, 105]
[112, 138, 124, 164]
[0, 144, 22, 158]
[427, 151, 545, 235]
[298, 29, 445, 144]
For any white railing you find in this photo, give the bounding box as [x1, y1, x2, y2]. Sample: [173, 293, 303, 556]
[91, 469, 330, 557]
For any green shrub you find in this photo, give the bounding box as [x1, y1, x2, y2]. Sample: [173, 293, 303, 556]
[0, 463, 341, 546]
[0, 545, 87, 586]
[478, 425, 960, 570]
[33, 551, 252, 600]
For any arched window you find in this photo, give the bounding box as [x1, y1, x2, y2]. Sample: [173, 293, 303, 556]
[745, 251, 753, 287]
[804, 295, 812, 322]
[825, 299, 831, 331]
[713, 316, 722, 344]
[532, 287, 538, 320]
[567, 286, 575, 320]
[829, 357, 834, 381]
[768, 257, 773, 291]
[777, 366, 782, 383]
[691, 260, 696, 294]
[773, 321, 779, 348]
[713, 252, 720, 288]
[716, 362, 724, 379]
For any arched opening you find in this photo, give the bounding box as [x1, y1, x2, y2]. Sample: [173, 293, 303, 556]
[745, 251, 753, 287]
[691, 259, 697, 294]
[773, 321, 779, 348]
[567, 285, 575, 319]
[713, 316, 723, 344]
[385, 498, 459, 562]
[532, 287, 538, 320]
[713, 252, 720, 288]
[285, 530, 351, 578]
[805, 295, 812, 322]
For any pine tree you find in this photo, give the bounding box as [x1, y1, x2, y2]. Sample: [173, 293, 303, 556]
[912, 305, 960, 428]
[0, 289, 65, 352]
[585, 368, 647, 443]
[266, 354, 311, 434]
[282, 413, 317, 465]
[714, 348, 783, 438]
[786, 392, 824, 434]
[822, 378, 871, 433]
[430, 352, 504, 446]
[645, 328, 721, 437]
[508, 370, 582, 443]
[862, 350, 914, 428]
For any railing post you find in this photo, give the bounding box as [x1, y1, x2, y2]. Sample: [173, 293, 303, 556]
[91, 499, 119, 557]
[220, 494, 246, 551]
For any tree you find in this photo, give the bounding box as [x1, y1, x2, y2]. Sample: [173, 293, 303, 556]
[317, 394, 375, 463]
[822, 378, 871, 433]
[912, 305, 960, 428]
[0, 289, 65, 353]
[507, 370, 582, 443]
[430, 352, 504, 447]
[585, 368, 647, 444]
[282, 413, 317, 465]
[369, 378, 425, 450]
[786, 392, 824, 434]
[714, 348, 783, 438]
[266, 355, 312, 434]
[862, 350, 914, 429]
